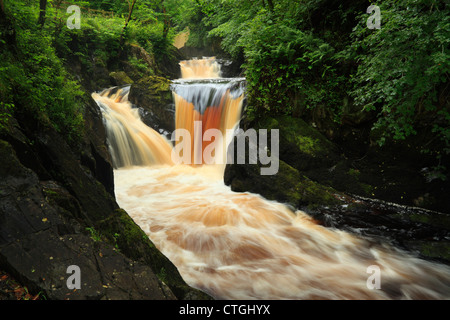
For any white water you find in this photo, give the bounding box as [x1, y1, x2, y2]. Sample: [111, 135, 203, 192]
[114, 165, 450, 300]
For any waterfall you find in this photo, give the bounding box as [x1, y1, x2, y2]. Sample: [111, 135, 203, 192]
[92, 87, 173, 168]
[92, 58, 450, 300]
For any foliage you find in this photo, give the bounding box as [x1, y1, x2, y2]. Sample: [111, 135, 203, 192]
[0, 0, 85, 144]
[348, 0, 449, 155]
[196, 0, 359, 122]
[0, 0, 181, 146]
[188, 0, 449, 164]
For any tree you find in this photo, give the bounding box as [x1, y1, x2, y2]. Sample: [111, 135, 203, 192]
[38, 0, 47, 27]
[266, 0, 274, 12]
[119, 0, 137, 46]
[161, 0, 170, 39]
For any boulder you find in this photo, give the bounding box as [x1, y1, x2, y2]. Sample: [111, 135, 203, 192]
[224, 131, 343, 210]
[128, 76, 175, 134]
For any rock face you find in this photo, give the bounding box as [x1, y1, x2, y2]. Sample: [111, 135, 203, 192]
[224, 130, 342, 210]
[128, 76, 175, 134]
[0, 97, 209, 300]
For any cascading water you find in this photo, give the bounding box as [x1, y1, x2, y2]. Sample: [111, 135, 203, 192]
[93, 58, 450, 300]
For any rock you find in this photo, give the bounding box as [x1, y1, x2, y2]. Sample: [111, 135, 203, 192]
[255, 115, 341, 172]
[128, 76, 175, 133]
[81, 97, 116, 197]
[0, 105, 210, 300]
[224, 122, 450, 265]
[224, 131, 343, 210]
[109, 71, 134, 86]
[249, 115, 375, 198]
[0, 139, 173, 299]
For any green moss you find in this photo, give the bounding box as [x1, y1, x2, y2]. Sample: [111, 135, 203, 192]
[348, 168, 361, 179]
[97, 209, 153, 253]
[360, 183, 374, 196]
[95, 209, 211, 299]
[242, 159, 341, 209]
[139, 76, 171, 93]
[417, 242, 450, 261]
[257, 115, 336, 158]
[85, 227, 102, 242]
[0, 140, 29, 178]
[109, 71, 134, 85]
[293, 136, 322, 156]
[407, 213, 450, 230]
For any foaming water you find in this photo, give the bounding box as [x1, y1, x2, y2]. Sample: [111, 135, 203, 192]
[92, 88, 174, 167]
[114, 165, 450, 299]
[180, 57, 222, 79]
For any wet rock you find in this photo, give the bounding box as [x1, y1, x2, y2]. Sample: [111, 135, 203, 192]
[224, 122, 450, 265]
[128, 76, 175, 133]
[110, 71, 134, 86]
[307, 196, 450, 265]
[224, 131, 343, 210]
[0, 140, 174, 299]
[255, 115, 341, 172]
[0, 109, 210, 300]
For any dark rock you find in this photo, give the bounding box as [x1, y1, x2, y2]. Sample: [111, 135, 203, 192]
[128, 76, 175, 133]
[0, 140, 175, 299]
[255, 115, 341, 172]
[110, 71, 134, 86]
[0, 107, 210, 300]
[81, 97, 116, 197]
[224, 122, 450, 265]
[224, 131, 343, 210]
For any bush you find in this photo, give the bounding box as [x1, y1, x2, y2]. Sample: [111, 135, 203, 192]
[348, 0, 449, 156]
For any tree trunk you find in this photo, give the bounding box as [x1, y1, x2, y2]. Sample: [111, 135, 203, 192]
[119, 0, 137, 46]
[161, 0, 170, 40]
[38, 0, 47, 27]
[0, 0, 16, 47]
[267, 0, 274, 12]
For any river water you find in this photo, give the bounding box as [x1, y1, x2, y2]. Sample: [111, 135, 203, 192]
[93, 58, 450, 300]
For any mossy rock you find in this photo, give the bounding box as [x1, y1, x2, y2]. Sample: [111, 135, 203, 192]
[225, 158, 342, 210]
[224, 132, 343, 210]
[96, 209, 211, 300]
[128, 76, 175, 133]
[254, 115, 340, 172]
[136, 76, 171, 96]
[405, 241, 450, 263]
[109, 71, 134, 86]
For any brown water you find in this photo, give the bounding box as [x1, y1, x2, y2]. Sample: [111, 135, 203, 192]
[93, 58, 450, 300]
[179, 57, 222, 79]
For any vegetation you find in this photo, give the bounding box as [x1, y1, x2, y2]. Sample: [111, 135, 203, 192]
[0, 0, 179, 145]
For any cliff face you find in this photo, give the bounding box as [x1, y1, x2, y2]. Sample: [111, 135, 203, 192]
[0, 94, 209, 300]
[0, 34, 209, 298]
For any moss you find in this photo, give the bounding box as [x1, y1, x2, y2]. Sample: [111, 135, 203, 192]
[97, 208, 154, 253]
[348, 168, 361, 179]
[257, 115, 335, 158]
[293, 135, 322, 156]
[226, 157, 342, 210]
[416, 242, 450, 261]
[139, 75, 171, 93]
[0, 140, 30, 178]
[407, 213, 450, 230]
[109, 71, 134, 86]
[360, 183, 374, 196]
[95, 209, 211, 299]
